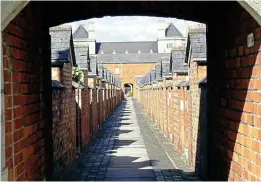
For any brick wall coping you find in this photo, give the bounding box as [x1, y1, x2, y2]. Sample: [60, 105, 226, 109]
[52, 80, 64, 89]
[176, 80, 189, 87]
[50, 25, 72, 31]
[72, 81, 84, 89]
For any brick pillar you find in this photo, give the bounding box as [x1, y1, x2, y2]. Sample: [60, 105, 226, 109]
[52, 63, 77, 180]
[102, 89, 106, 121]
[105, 83, 109, 117]
[92, 86, 98, 135]
[98, 88, 103, 126]
[110, 85, 113, 111]
[167, 87, 172, 137]
[81, 70, 89, 149]
[178, 87, 185, 153]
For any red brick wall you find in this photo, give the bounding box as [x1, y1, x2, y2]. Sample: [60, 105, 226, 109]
[81, 71, 90, 149]
[2, 3, 124, 181]
[91, 88, 98, 135]
[162, 87, 168, 136]
[2, 4, 48, 180]
[178, 87, 184, 153]
[183, 87, 192, 165]
[188, 61, 207, 169]
[105, 88, 109, 117]
[167, 87, 174, 142]
[208, 5, 261, 180]
[98, 89, 103, 127]
[52, 63, 77, 180]
[104, 89, 107, 120]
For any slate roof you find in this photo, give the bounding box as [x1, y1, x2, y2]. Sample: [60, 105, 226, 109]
[162, 59, 171, 77]
[50, 25, 76, 66]
[74, 43, 90, 69]
[52, 80, 64, 89]
[96, 41, 158, 54]
[189, 28, 207, 61]
[165, 23, 183, 37]
[170, 48, 188, 73]
[96, 53, 169, 64]
[73, 25, 89, 39]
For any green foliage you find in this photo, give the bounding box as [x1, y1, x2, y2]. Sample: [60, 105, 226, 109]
[127, 92, 133, 97]
[72, 66, 84, 84]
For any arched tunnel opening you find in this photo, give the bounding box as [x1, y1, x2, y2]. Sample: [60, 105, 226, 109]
[124, 83, 133, 96]
[1, 1, 260, 181]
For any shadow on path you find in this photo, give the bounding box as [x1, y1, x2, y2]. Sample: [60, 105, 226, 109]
[63, 99, 199, 181]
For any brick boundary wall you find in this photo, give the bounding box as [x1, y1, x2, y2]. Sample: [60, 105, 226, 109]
[52, 63, 77, 180]
[81, 71, 90, 150]
[2, 4, 48, 180]
[137, 5, 261, 181]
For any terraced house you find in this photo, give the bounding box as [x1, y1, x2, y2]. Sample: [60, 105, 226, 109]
[72, 23, 186, 96]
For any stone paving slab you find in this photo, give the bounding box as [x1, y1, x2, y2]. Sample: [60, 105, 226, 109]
[63, 98, 200, 181]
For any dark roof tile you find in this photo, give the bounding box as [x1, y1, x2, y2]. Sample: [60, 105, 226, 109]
[96, 41, 158, 54]
[50, 25, 75, 65]
[171, 48, 188, 73]
[73, 25, 89, 39]
[165, 23, 183, 37]
[97, 53, 169, 64]
[189, 29, 207, 61]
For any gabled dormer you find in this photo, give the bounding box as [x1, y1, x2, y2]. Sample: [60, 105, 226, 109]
[165, 23, 183, 37]
[73, 25, 89, 39]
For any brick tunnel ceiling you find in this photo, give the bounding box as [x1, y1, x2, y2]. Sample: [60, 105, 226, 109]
[40, 1, 236, 27]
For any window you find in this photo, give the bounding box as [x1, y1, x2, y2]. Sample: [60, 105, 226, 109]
[167, 43, 173, 48]
[115, 68, 120, 74]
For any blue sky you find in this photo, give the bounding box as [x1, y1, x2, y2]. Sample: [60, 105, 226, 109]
[64, 16, 202, 42]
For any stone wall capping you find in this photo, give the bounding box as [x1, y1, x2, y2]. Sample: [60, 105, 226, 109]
[52, 80, 64, 89]
[72, 81, 84, 89]
[50, 25, 72, 31]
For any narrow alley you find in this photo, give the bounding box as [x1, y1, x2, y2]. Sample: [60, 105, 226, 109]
[64, 98, 198, 181]
[2, 2, 261, 181]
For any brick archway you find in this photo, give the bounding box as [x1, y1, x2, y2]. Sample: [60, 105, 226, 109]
[124, 83, 133, 95]
[1, 1, 261, 181]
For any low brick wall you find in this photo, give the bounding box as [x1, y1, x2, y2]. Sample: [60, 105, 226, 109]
[87, 86, 122, 140]
[138, 62, 207, 178]
[138, 80, 207, 174]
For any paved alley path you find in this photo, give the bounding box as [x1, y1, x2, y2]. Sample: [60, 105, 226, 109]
[64, 98, 199, 181]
